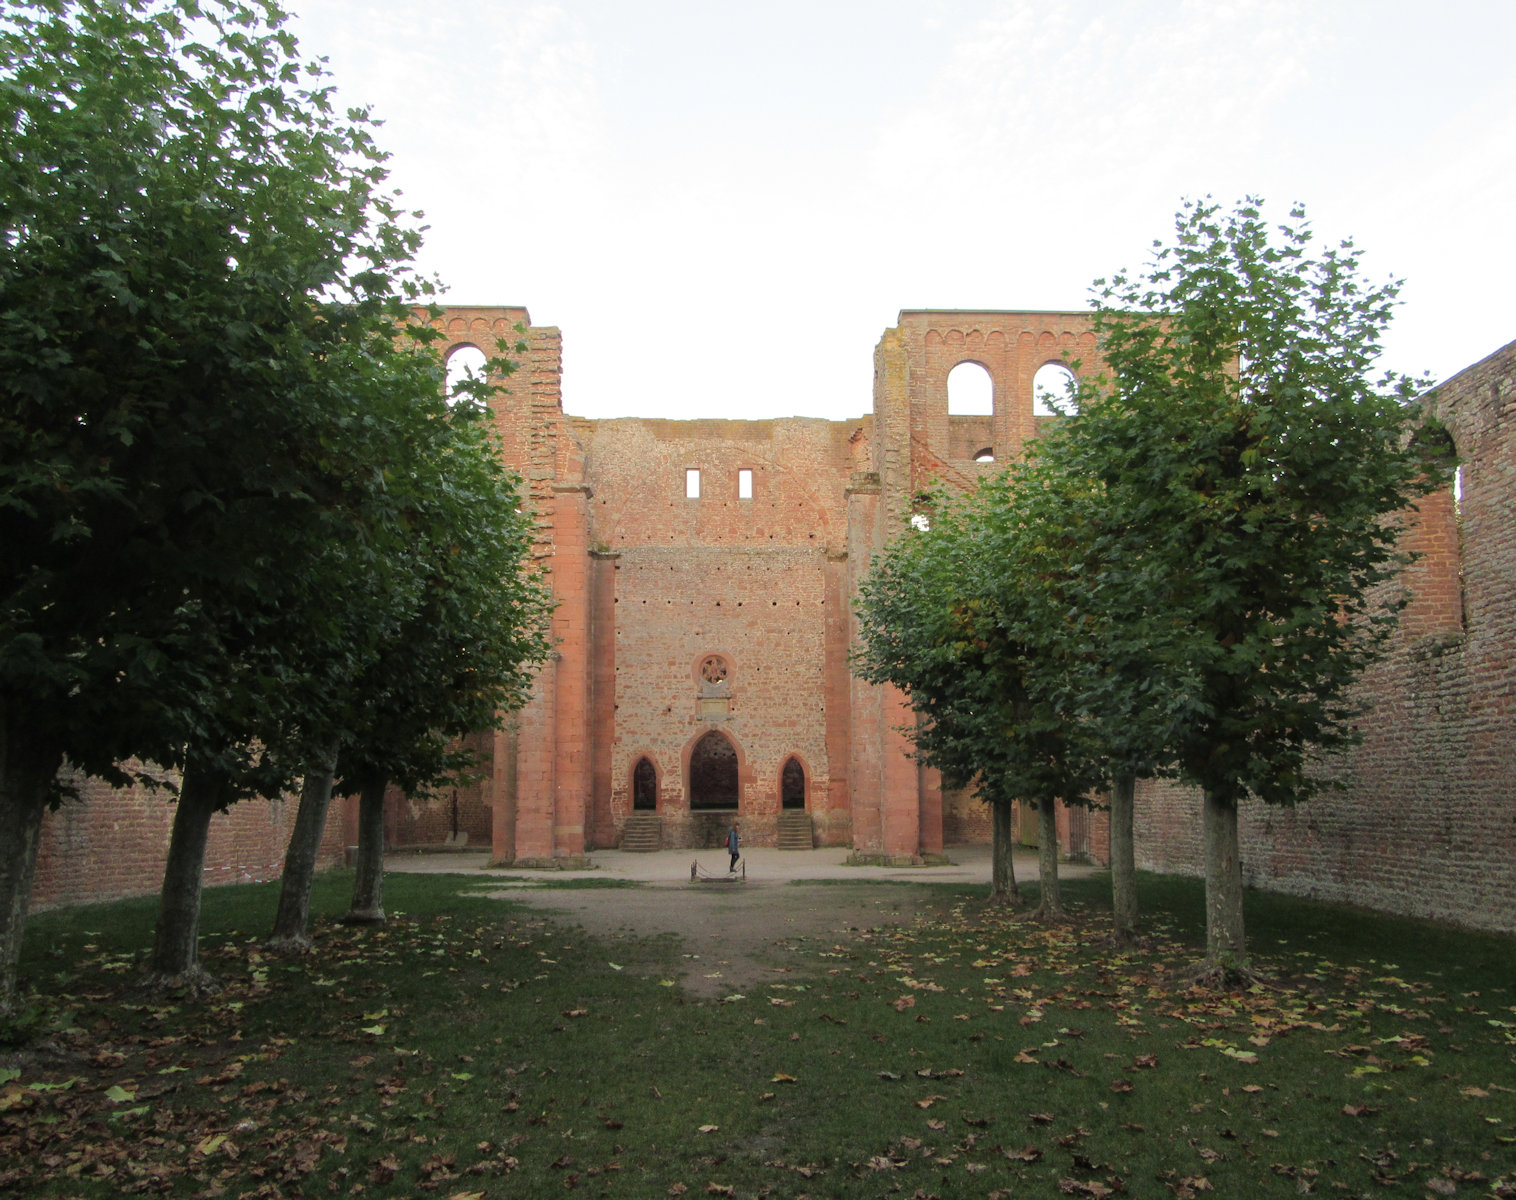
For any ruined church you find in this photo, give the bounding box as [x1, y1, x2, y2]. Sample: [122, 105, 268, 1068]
[440, 306, 1106, 864]
[31, 306, 1515, 935]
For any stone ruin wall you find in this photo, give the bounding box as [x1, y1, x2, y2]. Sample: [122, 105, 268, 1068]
[572, 415, 861, 850]
[25, 304, 1516, 933]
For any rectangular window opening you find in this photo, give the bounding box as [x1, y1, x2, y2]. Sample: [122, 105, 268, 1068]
[685, 468, 701, 499]
[738, 468, 753, 500]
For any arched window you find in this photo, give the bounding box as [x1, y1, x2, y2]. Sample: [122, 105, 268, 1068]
[973, 447, 995, 463]
[781, 757, 806, 810]
[445, 344, 488, 404]
[632, 758, 658, 811]
[947, 361, 994, 416]
[1033, 362, 1076, 416]
[689, 731, 739, 810]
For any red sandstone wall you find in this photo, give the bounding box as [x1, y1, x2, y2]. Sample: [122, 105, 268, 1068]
[381, 731, 496, 847]
[31, 765, 347, 912]
[1134, 338, 1516, 933]
[577, 417, 859, 848]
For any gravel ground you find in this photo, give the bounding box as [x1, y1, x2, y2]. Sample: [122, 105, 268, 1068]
[389, 844, 1098, 997]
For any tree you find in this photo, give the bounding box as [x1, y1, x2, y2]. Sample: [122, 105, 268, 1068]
[1054, 197, 1437, 975]
[853, 488, 1104, 918]
[0, 0, 446, 1006]
[269, 397, 554, 945]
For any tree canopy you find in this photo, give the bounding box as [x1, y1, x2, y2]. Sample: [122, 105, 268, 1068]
[1050, 198, 1439, 969]
[853, 198, 1438, 967]
[0, 0, 551, 1005]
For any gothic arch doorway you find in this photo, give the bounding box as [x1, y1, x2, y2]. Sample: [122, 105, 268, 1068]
[781, 757, 806, 810]
[689, 730, 739, 810]
[632, 757, 658, 811]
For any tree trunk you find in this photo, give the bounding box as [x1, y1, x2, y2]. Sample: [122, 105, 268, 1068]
[267, 741, 340, 952]
[343, 771, 388, 925]
[989, 800, 1020, 906]
[1202, 787, 1246, 969]
[1110, 772, 1138, 943]
[1034, 798, 1063, 918]
[148, 758, 230, 990]
[0, 712, 63, 1016]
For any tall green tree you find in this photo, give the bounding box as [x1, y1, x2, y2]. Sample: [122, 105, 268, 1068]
[269, 397, 554, 945]
[0, 0, 447, 1006]
[853, 489, 1104, 918]
[1054, 197, 1437, 974]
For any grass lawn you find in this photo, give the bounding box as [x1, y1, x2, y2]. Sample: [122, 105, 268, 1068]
[3, 869, 1513, 1198]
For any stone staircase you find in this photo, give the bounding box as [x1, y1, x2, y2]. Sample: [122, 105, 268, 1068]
[620, 813, 662, 852]
[776, 810, 813, 851]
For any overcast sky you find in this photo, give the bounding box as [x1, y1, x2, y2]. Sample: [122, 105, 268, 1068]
[292, 0, 1515, 422]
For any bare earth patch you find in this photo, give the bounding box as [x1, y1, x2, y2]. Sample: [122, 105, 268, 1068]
[478, 880, 934, 998]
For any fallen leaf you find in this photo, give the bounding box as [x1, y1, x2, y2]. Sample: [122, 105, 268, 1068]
[697, 1124, 719, 1133]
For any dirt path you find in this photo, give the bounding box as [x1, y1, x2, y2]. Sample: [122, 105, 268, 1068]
[481, 879, 936, 997]
[392, 845, 1097, 997]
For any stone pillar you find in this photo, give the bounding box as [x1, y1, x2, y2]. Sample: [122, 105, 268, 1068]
[588, 549, 619, 849]
[551, 483, 592, 858]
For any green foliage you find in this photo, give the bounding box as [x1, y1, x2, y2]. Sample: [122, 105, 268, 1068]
[331, 391, 554, 800]
[0, 0, 553, 999]
[852, 483, 1102, 815]
[0, 0, 440, 787]
[1043, 196, 1439, 808]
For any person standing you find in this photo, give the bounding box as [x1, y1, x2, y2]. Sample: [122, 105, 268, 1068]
[725, 821, 741, 873]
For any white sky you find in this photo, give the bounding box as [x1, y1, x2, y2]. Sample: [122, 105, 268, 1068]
[293, 0, 1516, 421]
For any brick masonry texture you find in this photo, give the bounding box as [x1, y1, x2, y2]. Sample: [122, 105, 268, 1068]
[30, 312, 1516, 935]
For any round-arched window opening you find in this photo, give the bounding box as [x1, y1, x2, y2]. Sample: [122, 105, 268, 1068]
[689, 731, 739, 811]
[632, 757, 658, 811]
[781, 757, 806, 810]
[973, 447, 995, 463]
[1033, 362, 1077, 417]
[445, 344, 489, 404]
[947, 361, 994, 416]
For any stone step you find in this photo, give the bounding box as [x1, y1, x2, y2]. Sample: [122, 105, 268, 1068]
[775, 811, 813, 851]
[621, 814, 662, 852]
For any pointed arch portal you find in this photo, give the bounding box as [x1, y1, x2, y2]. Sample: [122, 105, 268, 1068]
[781, 757, 806, 810]
[632, 757, 657, 811]
[689, 730, 739, 810]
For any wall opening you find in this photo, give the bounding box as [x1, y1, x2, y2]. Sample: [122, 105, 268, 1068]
[1033, 362, 1077, 416]
[973, 447, 995, 463]
[781, 757, 806, 810]
[947, 360, 994, 416]
[686, 468, 701, 499]
[689, 731, 739, 810]
[632, 757, 658, 811]
[738, 468, 753, 499]
[445, 344, 489, 403]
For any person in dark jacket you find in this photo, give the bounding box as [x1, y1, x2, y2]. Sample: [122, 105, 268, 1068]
[725, 822, 741, 872]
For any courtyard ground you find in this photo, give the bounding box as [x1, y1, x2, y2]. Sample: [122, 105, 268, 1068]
[389, 844, 1094, 998]
[4, 853, 1512, 1198]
